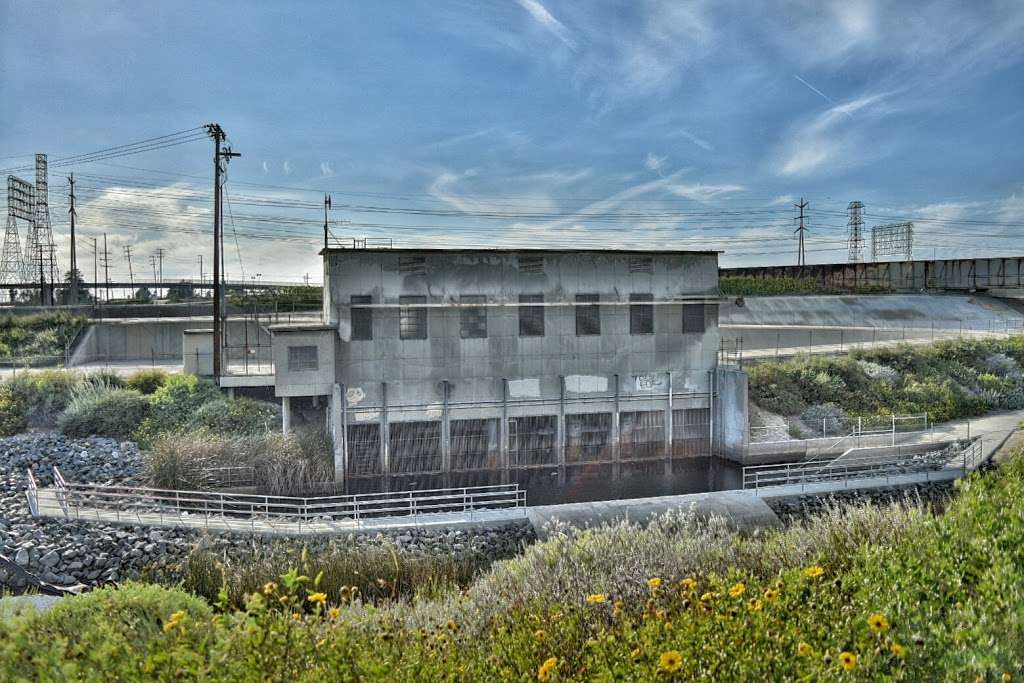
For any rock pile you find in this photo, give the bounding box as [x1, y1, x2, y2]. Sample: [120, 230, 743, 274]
[767, 480, 956, 523]
[0, 433, 534, 592]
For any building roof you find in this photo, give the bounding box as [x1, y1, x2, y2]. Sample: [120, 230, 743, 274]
[319, 246, 721, 256]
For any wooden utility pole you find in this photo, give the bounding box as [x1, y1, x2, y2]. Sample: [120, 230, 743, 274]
[68, 174, 78, 304]
[323, 194, 331, 249]
[205, 123, 239, 382]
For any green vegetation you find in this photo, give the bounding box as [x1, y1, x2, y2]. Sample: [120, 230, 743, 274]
[227, 285, 322, 310]
[720, 276, 891, 296]
[125, 368, 169, 395]
[4, 369, 82, 428]
[57, 380, 150, 439]
[0, 311, 87, 365]
[748, 337, 1024, 423]
[4, 449, 1023, 680]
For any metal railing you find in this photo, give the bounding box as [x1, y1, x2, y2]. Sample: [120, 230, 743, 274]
[742, 437, 983, 492]
[25, 469, 38, 517]
[40, 467, 526, 530]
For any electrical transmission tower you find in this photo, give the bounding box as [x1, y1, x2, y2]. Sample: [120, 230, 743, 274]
[794, 198, 809, 268]
[123, 245, 135, 290]
[24, 155, 59, 301]
[100, 233, 111, 301]
[847, 201, 865, 263]
[2, 175, 33, 286]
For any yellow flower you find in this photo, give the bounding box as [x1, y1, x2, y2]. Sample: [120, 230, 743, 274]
[700, 591, 716, 602]
[292, 612, 302, 621]
[747, 598, 763, 612]
[262, 581, 277, 595]
[163, 610, 186, 633]
[647, 577, 663, 590]
[307, 592, 328, 605]
[890, 642, 906, 658]
[763, 588, 779, 601]
[728, 582, 746, 598]
[630, 647, 642, 663]
[328, 607, 340, 619]
[796, 642, 812, 657]
[1002, 674, 1012, 683]
[537, 656, 557, 682]
[679, 577, 697, 591]
[316, 638, 326, 648]
[534, 629, 546, 641]
[586, 593, 608, 605]
[804, 565, 825, 579]
[839, 651, 857, 671]
[664, 621, 673, 631]
[658, 650, 683, 674]
[868, 613, 890, 633]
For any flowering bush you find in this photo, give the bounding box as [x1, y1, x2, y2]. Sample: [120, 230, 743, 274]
[3, 451, 1024, 680]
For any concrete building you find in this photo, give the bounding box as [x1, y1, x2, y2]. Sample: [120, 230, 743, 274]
[269, 248, 745, 496]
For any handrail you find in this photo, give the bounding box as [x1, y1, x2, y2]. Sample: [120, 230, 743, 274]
[742, 438, 979, 492]
[36, 470, 526, 529]
[25, 469, 38, 517]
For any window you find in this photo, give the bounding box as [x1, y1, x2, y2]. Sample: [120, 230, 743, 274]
[518, 254, 544, 274]
[398, 255, 426, 275]
[519, 294, 545, 337]
[575, 293, 600, 336]
[399, 295, 427, 339]
[682, 304, 706, 334]
[630, 293, 654, 334]
[287, 345, 318, 372]
[459, 295, 487, 339]
[351, 295, 372, 340]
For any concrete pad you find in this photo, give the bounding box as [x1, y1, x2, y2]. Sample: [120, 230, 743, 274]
[526, 489, 782, 539]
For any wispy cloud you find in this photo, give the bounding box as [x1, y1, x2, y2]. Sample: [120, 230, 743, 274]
[320, 161, 334, 177]
[770, 195, 796, 206]
[516, 0, 575, 50]
[644, 153, 667, 173]
[282, 160, 293, 176]
[776, 92, 893, 176]
[674, 129, 713, 151]
[667, 183, 745, 203]
[261, 161, 269, 174]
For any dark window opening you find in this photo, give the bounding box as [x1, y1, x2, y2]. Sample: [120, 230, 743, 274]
[630, 293, 654, 334]
[351, 295, 372, 341]
[682, 304, 706, 334]
[519, 294, 545, 337]
[287, 345, 318, 371]
[575, 293, 600, 336]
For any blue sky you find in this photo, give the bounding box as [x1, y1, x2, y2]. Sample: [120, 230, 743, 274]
[1, 0, 1023, 282]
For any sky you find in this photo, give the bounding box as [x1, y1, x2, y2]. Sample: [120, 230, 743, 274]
[1, 0, 1023, 283]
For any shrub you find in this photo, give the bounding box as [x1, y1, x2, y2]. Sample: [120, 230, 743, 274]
[190, 397, 279, 435]
[125, 368, 170, 395]
[0, 582, 211, 680]
[0, 311, 86, 364]
[0, 384, 27, 436]
[800, 403, 848, 434]
[5, 370, 82, 428]
[135, 373, 220, 444]
[58, 381, 149, 439]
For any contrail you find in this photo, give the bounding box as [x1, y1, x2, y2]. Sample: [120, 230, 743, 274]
[794, 75, 835, 105]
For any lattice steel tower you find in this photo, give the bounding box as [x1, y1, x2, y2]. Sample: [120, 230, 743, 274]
[1, 175, 33, 285]
[23, 154, 58, 285]
[847, 200, 865, 263]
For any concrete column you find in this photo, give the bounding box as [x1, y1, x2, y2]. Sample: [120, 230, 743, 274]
[282, 396, 292, 435]
[557, 375, 566, 486]
[380, 382, 390, 488]
[331, 383, 345, 483]
[440, 380, 451, 483]
[611, 373, 621, 481]
[664, 371, 673, 476]
[500, 378, 510, 484]
[226, 387, 235, 400]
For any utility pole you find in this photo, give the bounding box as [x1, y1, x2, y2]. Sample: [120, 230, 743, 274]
[123, 245, 135, 292]
[84, 236, 98, 308]
[156, 247, 165, 298]
[197, 254, 203, 284]
[149, 254, 157, 282]
[101, 233, 111, 301]
[323, 194, 332, 249]
[68, 174, 78, 304]
[794, 198, 809, 268]
[205, 123, 240, 382]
